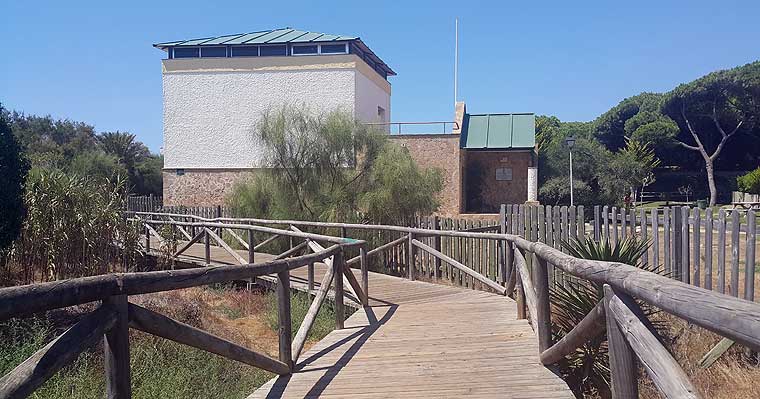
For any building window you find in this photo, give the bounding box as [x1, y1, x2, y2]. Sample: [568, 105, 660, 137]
[259, 45, 287, 56]
[231, 45, 259, 57]
[173, 47, 199, 58]
[201, 46, 227, 58]
[377, 106, 386, 123]
[320, 43, 348, 54]
[176, 169, 185, 176]
[292, 45, 318, 55]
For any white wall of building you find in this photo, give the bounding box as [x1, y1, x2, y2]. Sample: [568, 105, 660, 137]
[354, 69, 391, 125]
[164, 68, 359, 169]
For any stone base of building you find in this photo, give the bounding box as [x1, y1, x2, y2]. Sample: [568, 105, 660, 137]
[163, 169, 258, 206]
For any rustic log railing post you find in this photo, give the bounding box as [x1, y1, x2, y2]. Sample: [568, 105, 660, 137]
[247, 229, 255, 264]
[334, 251, 346, 329]
[307, 262, 315, 293]
[360, 245, 369, 306]
[204, 227, 211, 265]
[498, 204, 507, 285]
[433, 215, 441, 280]
[533, 254, 552, 352]
[276, 269, 293, 371]
[104, 295, 131, 398]
[407, 233, 415, 281]
[144, 223, 151, 253]
[603, 285, 638, 399]
[215, 205, 222, 236]
[514, 245, 526, 319]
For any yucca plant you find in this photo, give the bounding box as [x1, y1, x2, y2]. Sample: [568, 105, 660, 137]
[552, 236, 666, 398]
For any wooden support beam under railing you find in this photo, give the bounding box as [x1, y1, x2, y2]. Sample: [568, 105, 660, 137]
[513, 247, 538, 332]
[0, 304, 117, 398]
[104, 295, 131, 398]
[540, 301, 606, 365]
[205, 228, 247, 265]
[606, 286, 700, 398]
[292, 265, 336, 362]
[254, 233, 281, 251]
[128, 303, 290, 375]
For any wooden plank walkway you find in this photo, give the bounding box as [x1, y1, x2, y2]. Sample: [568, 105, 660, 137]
[157, 238, 574, 398]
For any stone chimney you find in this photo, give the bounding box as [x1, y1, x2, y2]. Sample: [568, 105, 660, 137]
[453, 101, 466, 135]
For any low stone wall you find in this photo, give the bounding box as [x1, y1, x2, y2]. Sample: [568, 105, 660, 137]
[163, 169, 256, 206]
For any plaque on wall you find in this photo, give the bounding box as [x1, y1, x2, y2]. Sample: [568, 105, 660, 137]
[495, 167, 513, 181]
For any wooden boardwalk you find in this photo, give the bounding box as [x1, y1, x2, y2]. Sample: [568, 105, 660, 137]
[162, 238, 574, 398]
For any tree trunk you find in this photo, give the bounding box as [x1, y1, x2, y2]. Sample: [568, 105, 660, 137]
[705, 159, 717, 207]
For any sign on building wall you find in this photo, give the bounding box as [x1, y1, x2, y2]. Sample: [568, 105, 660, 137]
[495, 167, 513, 181]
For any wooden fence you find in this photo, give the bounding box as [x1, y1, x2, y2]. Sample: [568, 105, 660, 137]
[134, 211, 760, 399]
[127, 198, 758, 301]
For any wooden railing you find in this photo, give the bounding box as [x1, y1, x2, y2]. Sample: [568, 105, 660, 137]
[131, 211, 760, 399]
[4, 210, 760, 398]
[0, 218, 367, 399]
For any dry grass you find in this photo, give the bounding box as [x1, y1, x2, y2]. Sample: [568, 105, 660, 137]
[639, 314, 760, 398]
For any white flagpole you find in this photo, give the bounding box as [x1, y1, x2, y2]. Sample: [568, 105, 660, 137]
[454, 17, 459, 106]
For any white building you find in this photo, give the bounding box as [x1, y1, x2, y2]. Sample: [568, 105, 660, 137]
[154, 28, 395, 205]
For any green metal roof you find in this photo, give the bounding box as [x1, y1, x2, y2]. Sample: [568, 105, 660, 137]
[461, 113, 535, 149]
[153, 27, 395, 76]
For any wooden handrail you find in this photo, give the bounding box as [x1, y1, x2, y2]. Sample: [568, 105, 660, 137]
[0, 245, 342, 321]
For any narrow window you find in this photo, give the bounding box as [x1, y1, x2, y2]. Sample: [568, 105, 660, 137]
[259, 45, 287, 56]
[320, 43, 347, 54]
[231, 46, 259, 57]
[292, 45, 318, 55]
[173, 47, 199, 58]
[201, 46, 227, 57]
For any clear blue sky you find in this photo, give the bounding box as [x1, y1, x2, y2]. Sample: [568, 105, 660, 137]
[2, 0, 759, 152]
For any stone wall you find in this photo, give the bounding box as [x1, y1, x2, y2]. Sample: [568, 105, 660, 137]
[464, 151, 532, 213]
[388, 134, 462, 216]
[163, 169, 256, 206]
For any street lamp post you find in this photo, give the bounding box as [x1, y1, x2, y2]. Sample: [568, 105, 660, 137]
[565, 136, 576, 207]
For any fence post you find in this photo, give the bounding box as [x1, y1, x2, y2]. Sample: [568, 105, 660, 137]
[360, 246, 369, 306]
[651, 208, 659, 272]
[745, 210, 756, 302]
[692, 208, 701, 287]
[673, 206, 682, 280]
[334, 251, 346, 329]
[498, 205, 507, 285]
[603, 285, 638, 399]
[215, 205, 222, 236]
[681, 206, 690, 284]
[407, 233, 415, 281]
[104, 295, 131, 398]
[514, 244, 526, 320]
[731, 210, 741, 297]
[664, 207, 671, 273]
[276, 269, 293, 371]
[204, 228, 211, 265]
[533, 254, 552, 353]
[247, 229, 255, 264]
[594, 205, 601, 242]
[433, 216, 441, 280]
[144, 224, 151, 253]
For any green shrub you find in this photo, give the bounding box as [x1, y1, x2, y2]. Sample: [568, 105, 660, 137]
[0, 105, 29, 252]
[737, 167, 760, 194]
[226, 105, 443, 224]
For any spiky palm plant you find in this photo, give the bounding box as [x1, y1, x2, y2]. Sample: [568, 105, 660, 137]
[551, 236, 665, 398]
